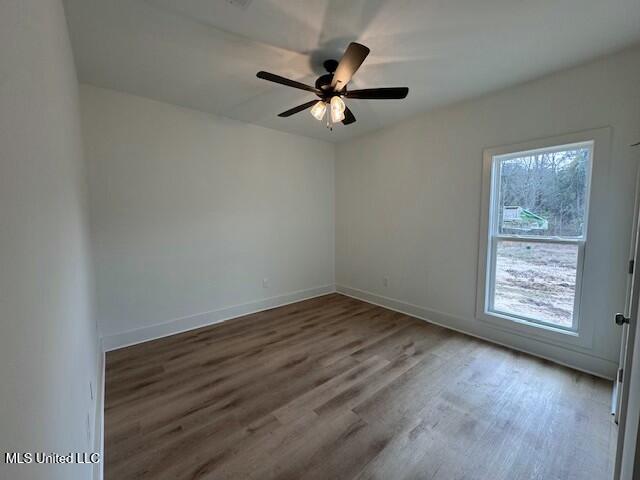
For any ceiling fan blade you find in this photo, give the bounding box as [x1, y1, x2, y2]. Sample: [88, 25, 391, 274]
[278, 100, 318, 117]
[257, 71, 320, 94]
[345, 87, 409, 99]
[331, 42, 370, 91]
[342, 106, 356, 125]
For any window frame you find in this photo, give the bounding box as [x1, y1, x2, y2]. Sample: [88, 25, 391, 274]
[476, 128, 611, 349]
[486, 141, 593, 333]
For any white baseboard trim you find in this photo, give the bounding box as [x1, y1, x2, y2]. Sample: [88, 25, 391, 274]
[101, 285, 336, 352]
[336, 284, 617, 380]
[93, 341, 105, 480]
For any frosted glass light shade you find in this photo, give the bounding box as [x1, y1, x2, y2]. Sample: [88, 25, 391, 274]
[310, 101, 327, 121]
[330, 96, 346, 123]
[331, 109, 345, 123]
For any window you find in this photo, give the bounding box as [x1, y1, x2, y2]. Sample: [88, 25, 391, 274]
[483, 141, 593, 332]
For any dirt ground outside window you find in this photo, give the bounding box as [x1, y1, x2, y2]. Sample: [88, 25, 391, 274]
[493, 241, 578, 328]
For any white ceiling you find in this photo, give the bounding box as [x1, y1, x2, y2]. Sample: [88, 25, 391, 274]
[63, 0, 640, 143]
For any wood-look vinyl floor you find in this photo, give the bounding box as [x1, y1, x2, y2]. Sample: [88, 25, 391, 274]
[105, 293, 614, 480]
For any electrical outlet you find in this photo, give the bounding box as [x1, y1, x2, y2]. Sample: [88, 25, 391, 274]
[383, 277, 389, 287]
[262, 278, 269, 288]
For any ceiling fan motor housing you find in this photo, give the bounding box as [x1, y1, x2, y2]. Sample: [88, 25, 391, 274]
[315, 74, 335, 93]
[315, 59, 340, 94]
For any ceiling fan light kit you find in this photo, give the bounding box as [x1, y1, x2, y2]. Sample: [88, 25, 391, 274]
[310, 101, 327, 121]
[256, 42, 409, 130]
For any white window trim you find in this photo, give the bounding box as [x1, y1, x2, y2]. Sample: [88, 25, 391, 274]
[476, 128, 612, 350]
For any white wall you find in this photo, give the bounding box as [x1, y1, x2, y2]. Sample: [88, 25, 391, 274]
[336, 46, 640, 378]
[80, 86, 335, 348]
[0, 1, 100, 480]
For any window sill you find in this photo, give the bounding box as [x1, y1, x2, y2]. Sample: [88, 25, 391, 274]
[487, 309, 578, 335]
[477, 309, 593, 351]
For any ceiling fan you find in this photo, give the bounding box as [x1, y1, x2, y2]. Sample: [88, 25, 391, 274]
[256, 42, 409, 129]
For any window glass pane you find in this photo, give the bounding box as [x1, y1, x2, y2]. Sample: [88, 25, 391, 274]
[497, 147, 590, 237]
[493, 240, 578, 328]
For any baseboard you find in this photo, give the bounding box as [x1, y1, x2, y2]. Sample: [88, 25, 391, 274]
[101, 285, 336, 351]
[336, 284, 617, 380]
[93, 342, 105, 480]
